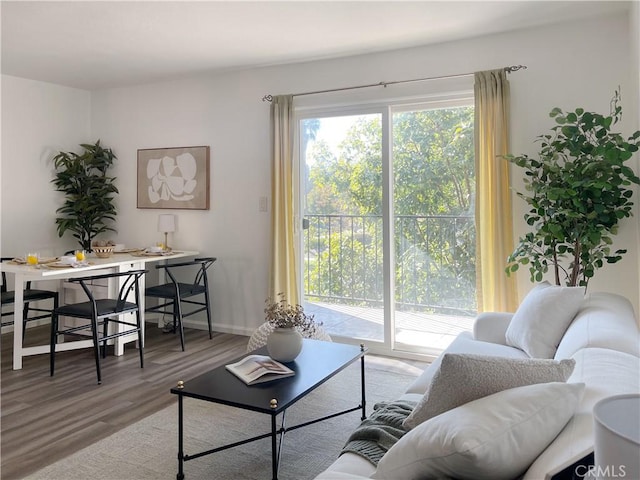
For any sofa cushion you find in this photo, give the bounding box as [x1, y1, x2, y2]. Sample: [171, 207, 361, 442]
[404, 331, 528, 395]
[524, 348, 640, 480]
[554, 292, 640, 360]
[505, 282, 585, 358]
[374, 382, 585, 480]
[403, 353, 576, 429]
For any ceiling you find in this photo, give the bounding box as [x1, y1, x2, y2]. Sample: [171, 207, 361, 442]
[0, 1, 630, 91]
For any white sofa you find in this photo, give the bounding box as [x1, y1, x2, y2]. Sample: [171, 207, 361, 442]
[315, 291, 640, 480]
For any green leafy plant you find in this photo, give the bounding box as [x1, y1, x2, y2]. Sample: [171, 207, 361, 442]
[51, 140, 119, 251]
[505, 90, 640, 287]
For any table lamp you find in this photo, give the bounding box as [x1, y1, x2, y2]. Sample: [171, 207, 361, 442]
[593, 394, 640, 480]
[158, 214, 176, 250]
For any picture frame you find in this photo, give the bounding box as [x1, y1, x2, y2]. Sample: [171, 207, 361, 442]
[137, 146, 210, 210]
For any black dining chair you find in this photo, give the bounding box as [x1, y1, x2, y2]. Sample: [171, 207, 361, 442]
[50, 269, 147, 384]
[145, 257, 216, 351]
[1, 257, 59, 340]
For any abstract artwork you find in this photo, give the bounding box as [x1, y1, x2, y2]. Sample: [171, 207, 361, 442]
[137, 146, 210, 209]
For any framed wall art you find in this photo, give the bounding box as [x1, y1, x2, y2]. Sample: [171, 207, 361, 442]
[137, 146, 210, 210]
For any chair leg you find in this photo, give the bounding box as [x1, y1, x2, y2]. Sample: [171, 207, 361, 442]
[172, 301, 178, 332]
[102, 317, 109, 359]
[24, 293, 58, 343]
[136, 311, 144, 369]
[50, 313, 58, 376]
[91, 316, 102, 384]
[22, 302, 30, 341]
[204, 290, 213, 340]
[175, 299, 185, 352]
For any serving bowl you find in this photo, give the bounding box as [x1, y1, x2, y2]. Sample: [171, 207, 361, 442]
[92, 245, 115, 258]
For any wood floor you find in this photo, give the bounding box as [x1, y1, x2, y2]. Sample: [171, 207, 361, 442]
[0, 324, 249, 480]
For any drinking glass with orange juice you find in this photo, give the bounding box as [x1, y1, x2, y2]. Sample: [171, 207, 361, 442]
[75, 250, 86, 262]
[26, 253, 38, 266]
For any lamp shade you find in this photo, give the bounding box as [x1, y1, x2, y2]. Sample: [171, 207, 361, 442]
[593, 394, 640, 480]
[158, 214, 176, 233]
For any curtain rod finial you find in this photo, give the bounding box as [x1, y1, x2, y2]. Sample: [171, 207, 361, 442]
[505, 65, 527, 73]
[262, 95, 273, 102]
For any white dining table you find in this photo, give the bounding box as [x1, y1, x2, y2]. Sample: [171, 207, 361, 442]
[1, 250, 198, 370]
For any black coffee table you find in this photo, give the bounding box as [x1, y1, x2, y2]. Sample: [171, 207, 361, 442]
[170, 339, 368, 480]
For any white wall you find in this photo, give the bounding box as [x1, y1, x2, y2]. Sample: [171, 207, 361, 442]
[632, 2, 640, 317]
[1, 76, 91, 257]
[502, 13, 638, 311]
[2, 12, 638, 335]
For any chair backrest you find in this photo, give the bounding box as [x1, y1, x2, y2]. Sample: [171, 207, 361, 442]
[0, 257, 33, 296]
[70, 269, 148, 312]
[0, 257, 10, 294]
[156, 257, 216, 288]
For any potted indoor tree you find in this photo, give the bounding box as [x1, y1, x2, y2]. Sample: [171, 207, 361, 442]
[51, 140, 119, 251]
[505, 90, 640, 287]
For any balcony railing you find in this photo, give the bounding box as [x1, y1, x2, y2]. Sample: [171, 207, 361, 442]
[304, 213, 477, 316]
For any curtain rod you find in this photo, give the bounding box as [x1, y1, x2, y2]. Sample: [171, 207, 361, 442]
[261, 65, 526, 102]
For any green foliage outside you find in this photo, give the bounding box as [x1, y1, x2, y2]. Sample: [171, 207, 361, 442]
[303, 107, 476, 315]
[52, 140, 119, 251]
[505, 91, 640, 287]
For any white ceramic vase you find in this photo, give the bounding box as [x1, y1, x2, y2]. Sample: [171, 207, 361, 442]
[266, 327, 303, 362]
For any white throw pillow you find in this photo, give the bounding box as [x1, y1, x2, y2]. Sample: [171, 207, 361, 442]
[373, 382, 585, 480]
[403, 353, 575, 429]
[506, 281, 585, 358]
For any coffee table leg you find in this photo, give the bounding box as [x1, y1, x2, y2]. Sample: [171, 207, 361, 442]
[360, 348, 367, 420]
[271, 414, 278, 480]
[177, 394, 185, 480]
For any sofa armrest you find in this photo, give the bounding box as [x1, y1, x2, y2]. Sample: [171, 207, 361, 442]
[473, 312, 514, 345]
[314, 472, 372, 480]
[313, 452, 377, 479]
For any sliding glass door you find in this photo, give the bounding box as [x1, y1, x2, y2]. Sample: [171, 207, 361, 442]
[299, 98, 476, 356]
[391, 105, 476, 354]
[301, 113, 384, 343]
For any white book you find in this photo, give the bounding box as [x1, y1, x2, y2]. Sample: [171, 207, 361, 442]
[225, 354, 295, 385]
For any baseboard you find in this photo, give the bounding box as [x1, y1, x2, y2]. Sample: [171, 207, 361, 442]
[2, 318, 51, 334]
[144, 315, 254, 337]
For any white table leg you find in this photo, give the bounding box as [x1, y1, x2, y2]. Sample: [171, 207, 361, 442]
[57, 278, 65, 345]
[12, 272, 25, 370]
[114, 265, 127, 357]
[138, 263, 146, 350]
[111, 272, 125, 357]
[113, 261, 145, 356]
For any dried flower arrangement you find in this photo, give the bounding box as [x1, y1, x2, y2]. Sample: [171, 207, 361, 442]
[264, 293, 323, 337]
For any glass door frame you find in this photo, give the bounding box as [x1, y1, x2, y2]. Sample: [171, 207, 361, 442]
[294, 92, 474, 359]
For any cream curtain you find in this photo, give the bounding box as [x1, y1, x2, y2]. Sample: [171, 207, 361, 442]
[474, 70, 518, 312]
[269, 95, 299, 304]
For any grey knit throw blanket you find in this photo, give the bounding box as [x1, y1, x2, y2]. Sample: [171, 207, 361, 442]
[340, 400, 417, 466]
